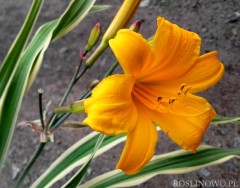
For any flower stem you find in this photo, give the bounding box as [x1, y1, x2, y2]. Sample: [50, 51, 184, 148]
[16, 56, 88, 186]
[20, 59, 119, 188]
[50, 61, 119, 131]
[59, 60, 84, 106]
[48, 60, 85, 130]
[50, 89, 91, 131]
[85, 41, 108, 68]
[104, 60, 119, 78]
[15, 143, 46, 188]
[38, 88, 45, 130]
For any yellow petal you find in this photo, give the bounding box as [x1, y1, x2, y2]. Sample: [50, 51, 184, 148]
[102, 0, 141, 42]
[167, 94, 216, 117]
[132, 81, 162, 110]
[109, 29, 153, 75]
[139, 51, 224, 98]
[83, 75, 138, 135]
[86, 0, 141, 67]
[181, 51, 224, 93]
[139, 17, 201, 81]
[116, 101, 158, 174]
[153, 94, 216, 151]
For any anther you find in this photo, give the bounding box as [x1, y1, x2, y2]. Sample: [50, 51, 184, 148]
[169, 97, 177, 104]
[184, 86, 191, 94]
[157, 96, 164, 102]
[180, 83, 186, 91]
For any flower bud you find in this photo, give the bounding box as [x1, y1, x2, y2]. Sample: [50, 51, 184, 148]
[85, 23, 101, 52]
[89, 79, 99, 90]
[129, 20, 142, 32]
[102, 0, 141, 42]
[54, 100, 84, 114]
[86, 0, 142, 67]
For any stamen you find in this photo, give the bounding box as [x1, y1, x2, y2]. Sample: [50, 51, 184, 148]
[157, 96, 164, 102]
[184, 86, 191, 94]
[155, 96, 168, 113]
[178, 83, 192, 98]
[169, 97, 177, 104]
[155, 83, 191, 113]
[180, 83, 186, 91]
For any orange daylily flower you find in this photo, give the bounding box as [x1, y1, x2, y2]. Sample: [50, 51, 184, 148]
[83, 17, 224, 174]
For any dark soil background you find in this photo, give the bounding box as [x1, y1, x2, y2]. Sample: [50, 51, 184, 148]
[0, 0, 240, 187]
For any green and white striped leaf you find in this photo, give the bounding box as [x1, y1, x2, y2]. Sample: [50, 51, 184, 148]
[52, 0, 97, 41]
[0, 0, 43, 95]
[26, 0, 97, 91]
[32, 116, 240, 188]
[89, 5, 111, 13]
[31, 133, 126, 188]
[0, 0, 96, 169]
[211, 116, 240, 125]
[62, 135, 106, 188]
[0, 0, 44, 168]
[80, 146, 240, 188]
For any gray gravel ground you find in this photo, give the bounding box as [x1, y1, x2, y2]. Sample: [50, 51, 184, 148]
[0, 0, 240, 187]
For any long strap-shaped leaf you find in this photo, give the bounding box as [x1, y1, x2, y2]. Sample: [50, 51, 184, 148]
[31, 133, 125, 188]
[0, 0, 44, 167]
[211, 116, 240, 125]
[26, 4, 110, 92]
[62, 134, 106, 188]
[31, 115, 240, 188]
[25, 0, 98, 92]
[0, 0, 96, 169]
[0, 0, 43, 94]
[80, 146, 240, 188]
[89, 5, 111, 13]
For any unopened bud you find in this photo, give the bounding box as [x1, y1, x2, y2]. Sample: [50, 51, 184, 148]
[85, 23, 101, 52]
[54, 100, 85, 114]
[102, 0, 141, 42]
[89, 79, 99, 90]
[129, 20, 142, 32]
[85, 0, 141, 67]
